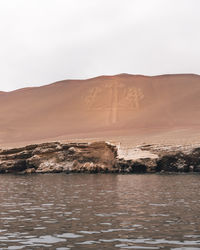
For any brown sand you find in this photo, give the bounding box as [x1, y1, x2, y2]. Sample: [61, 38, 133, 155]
[0, 73, 200, 148]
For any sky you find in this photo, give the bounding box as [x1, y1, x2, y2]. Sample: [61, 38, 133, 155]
[0, 0, 200, 91]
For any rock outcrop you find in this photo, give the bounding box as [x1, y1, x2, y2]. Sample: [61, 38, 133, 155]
[0, 142, 117, 174]
[0, 141, 200, 174]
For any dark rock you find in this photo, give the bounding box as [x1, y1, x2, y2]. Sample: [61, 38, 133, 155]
[130, 162, 147, 173]
[0, 159, 27, 173]
[156, 153, 189, 172]
[194, 165, 200, 172]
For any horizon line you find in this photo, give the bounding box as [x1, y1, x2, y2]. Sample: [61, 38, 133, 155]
[1, 72, 199, 93]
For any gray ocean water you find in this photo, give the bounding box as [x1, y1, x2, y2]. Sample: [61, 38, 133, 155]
[0, 174, 200, 250]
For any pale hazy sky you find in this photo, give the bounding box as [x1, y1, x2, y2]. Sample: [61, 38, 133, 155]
[0, 0, 200, 91]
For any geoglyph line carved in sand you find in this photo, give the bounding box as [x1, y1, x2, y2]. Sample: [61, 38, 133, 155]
[84, 80, 144, 124]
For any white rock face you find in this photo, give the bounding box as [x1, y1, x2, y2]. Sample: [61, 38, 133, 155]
[117, 144, 158, 160]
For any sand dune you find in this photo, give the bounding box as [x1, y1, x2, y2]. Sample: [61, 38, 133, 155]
[0, 73, 200, 147]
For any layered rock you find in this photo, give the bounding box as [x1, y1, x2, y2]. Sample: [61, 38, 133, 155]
[0, 141, 200, 174]
[0, 142, 117, 174]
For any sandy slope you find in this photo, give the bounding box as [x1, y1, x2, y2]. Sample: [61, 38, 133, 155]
[0, 73, 200, 147]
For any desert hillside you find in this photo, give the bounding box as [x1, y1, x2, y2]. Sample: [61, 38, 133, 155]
[0, 74, 200, 146]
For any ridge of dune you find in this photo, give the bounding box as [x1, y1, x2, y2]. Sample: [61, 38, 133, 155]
[0, 73, 200, 147]
[3, 73, 199, 94]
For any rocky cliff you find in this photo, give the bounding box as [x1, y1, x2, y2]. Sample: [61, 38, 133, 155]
[1, 141, 200, 174]
[0, 142, 117, 174]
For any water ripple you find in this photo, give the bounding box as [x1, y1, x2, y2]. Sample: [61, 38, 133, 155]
[0, 174, 200, 249]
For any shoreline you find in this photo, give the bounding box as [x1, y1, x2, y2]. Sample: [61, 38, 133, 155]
[1, 141, 200, 174]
